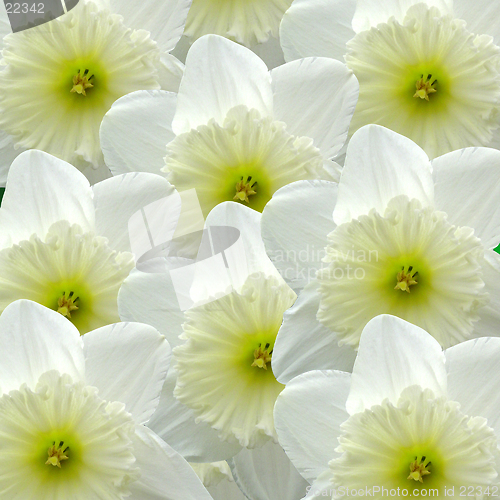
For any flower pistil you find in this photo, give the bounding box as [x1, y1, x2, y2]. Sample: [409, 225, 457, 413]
[408, 456, 431, 482]
[45, 441, 70, 468]
[413, 74, 437, 101]
[251, 342, 272, 370]
[71, 69, 94, 96]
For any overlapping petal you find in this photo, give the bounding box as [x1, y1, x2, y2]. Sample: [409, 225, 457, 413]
[173, 35, 273, 135]
[333, 125, 433, 225]
[346, 315, 447, 414]
[0, 300, 84, 394]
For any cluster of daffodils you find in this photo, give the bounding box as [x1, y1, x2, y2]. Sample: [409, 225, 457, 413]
[275, 314, 500, 499]
[1, 0, 500, 499]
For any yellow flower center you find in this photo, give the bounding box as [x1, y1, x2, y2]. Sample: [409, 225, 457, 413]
[45, 441, 70, 468]
[57, 291, 79, 318]
[408, 456, 432, 483]
[394, 265, 418, 293]
[251, 342, 273, 370]
[413, 74, 438, 101]
[70, 69, 94, 96]
[234, 176, 258, 203]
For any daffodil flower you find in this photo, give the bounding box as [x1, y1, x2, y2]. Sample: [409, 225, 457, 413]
[100, 34, 359, 217]
[184, 0, 291, 48]
[274, 314, 500, 499]
[280, 0, 500, 158]
[119, 201, 309, 499]
[0, 0, 190, 182]
[0, 149, 179, 334]
[262, 125, 500, 382]
[0, 299, 214, 499]
[168, 0, 296, 70]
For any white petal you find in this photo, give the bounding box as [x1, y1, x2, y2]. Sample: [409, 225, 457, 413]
[261, 180, 337, 292]
[203, 201, 283, 289]
[280, 0, 356, 62]
[173, 35, 273, 135]
[274, 370, 351, 482]
[229, 440, 309, 500]
[346, 314, 447, 414]
[352, 0, 453, 32]
[147, 367, 242, 462]
[93, 172, 180, 254]
[108, 0, 191, 52]
[432, 147, 500, 250]
[446, 337, 500, 436]
[130, 425, 214, 500]
[453, 0, 500, 44]
[118, 267, 187, 347]
[83, 322, 171, 424]
[0, 131, 24, 187]
[0, 300, 84, 394]
[333, 125, 433, 225]
[271, 57, 358, 159]
[474, 250, 500, 338]
[272, 281, 356, 384]
[0, 150, 95, 247]
[100, 90, 177, 176]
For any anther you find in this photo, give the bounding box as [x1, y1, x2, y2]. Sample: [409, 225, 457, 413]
[251, 343, 273, 370]
[234, 176, 258, 203]
[71, 68, 94, 96]
[46, 440, 70, 468]
[414, 74, 438, 101]
[57, 290, 79, 318]
[395, 266, 418, 293]
[408, 456, 431, 483]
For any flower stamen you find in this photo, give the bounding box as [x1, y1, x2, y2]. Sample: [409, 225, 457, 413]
[71, 69, 94, 96]
[57, 291, 79, 318]
[407, 456, 431, 482]
[251, 342, 273, 370]
[395, 266, 418, 293]
[413, 74, 437, 101]
[234, 176, 257, 203]
[45, 440, 69, 468]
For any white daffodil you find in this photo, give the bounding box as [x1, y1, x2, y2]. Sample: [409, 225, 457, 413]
[118, 201, 309, 499]
[171, 0, 293, 69]
[184, 0, 291, 48]
[0, 299, 214, 499]
[0, 0, 190, 183]
[0, 149, 180, 334]
[274, 314, 500, 499]
[262, 124, 500, 383]
[100, 34, 359, 217]
[280, 0, 500, 158]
